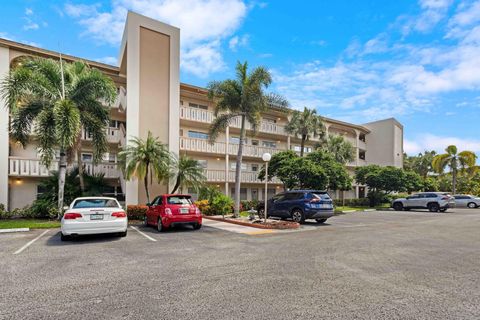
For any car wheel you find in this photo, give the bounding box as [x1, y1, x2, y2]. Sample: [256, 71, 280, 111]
[194, 223, 202, 230]
[428, 203, 440, 212]
[316, 219, 327, 224]
[393, 202, 403, 211]
[291, 209, 305, 223]
[467, 202, 477, 209]
[60, 233, 70, 241]
[119, 230, 127, 237]
[157, 217, 165, 232]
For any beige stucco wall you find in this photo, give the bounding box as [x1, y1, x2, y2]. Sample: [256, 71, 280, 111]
[363, 118, 403, 168]
[9, 178, 37, 209]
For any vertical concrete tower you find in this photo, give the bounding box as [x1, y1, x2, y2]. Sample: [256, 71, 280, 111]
[118, 12, 180, 205]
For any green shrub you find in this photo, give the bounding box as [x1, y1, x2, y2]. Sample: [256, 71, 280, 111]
[240, 200, 259, 210]
[194, 200, 211, 215]
[210, 194, 234, 217]
[126, 205, 148, 220]
[0, 204, 14, 219]
[198, 185, 222, 202]
[30, 198, 57, 218]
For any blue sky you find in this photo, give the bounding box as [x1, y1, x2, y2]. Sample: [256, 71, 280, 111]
[1, 0, 480, 156]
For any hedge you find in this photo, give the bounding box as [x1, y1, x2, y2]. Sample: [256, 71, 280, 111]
[126, 205, 148, 220]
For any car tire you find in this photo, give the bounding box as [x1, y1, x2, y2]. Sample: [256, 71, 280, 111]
[119, 230, 127, 237]
[194, 223, 202, 230]
[428, 203, 440, 212]
[467, 202, 477, 209]
[393, 202, 403, 211]
[157, 217, 165, 232]
[60, 233, 70, 241]
[315, 219, 327, 224]
[291, 209, 305, 223]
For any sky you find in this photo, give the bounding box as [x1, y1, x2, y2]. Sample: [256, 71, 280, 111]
[1, 0, 480, 157]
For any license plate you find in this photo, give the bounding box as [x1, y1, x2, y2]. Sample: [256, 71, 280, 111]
[180, 208, 189, 214]
[90, 214, 104, 220]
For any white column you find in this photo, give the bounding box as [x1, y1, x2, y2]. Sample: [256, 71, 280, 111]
[0, 47, 9, 209]
[225, 126, 229, 195]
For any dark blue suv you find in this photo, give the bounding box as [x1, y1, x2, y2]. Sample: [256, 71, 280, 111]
[257, 190, 334, 223]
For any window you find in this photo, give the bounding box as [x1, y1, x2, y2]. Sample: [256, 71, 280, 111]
[359, 133, 366, 142]
[284, 192, 304, 200]
[81, 153, 93, 162]
[230, 163, 247, 170]
[271, 192, 285, 202]
[262, 141, 276, 148]
[230, 137, 241, 144]
[167, 196, 192, 205]
[292, 145, 312, 153]
[251, 164, 259, 172]
[189, 102, 208, 110]
[231, 188, 248, 200]
[188, 131, 209, 140]
[251, 188, 258, 201]
[72, 198, 120, 209]
[103, 153, 116, 163]
[252, 140, 259, 146]
[151, 196, 163, 206]
[36, 185, 47, 199]
[359, 150, 366, 160]
[263, 117, 277, 124]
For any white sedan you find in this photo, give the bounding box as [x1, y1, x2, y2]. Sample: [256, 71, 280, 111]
[61, 197, 128, 241]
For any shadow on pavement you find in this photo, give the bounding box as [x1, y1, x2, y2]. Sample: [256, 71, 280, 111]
[46, 231, 125, 246]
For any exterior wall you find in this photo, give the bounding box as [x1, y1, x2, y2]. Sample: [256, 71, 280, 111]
[0, 46, 9, 208]
[8, 178, 37, 210]
[363, 118, 404, 168]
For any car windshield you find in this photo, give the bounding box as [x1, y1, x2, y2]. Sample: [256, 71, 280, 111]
[167, 196, 192, 205]
[72, 199, 119, 209]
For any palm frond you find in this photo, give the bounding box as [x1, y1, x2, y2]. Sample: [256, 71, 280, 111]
[208, 113, 239, 143]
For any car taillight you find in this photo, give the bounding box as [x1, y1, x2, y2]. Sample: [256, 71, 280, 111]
[165, 208, 172, 216]
[112, 212, 126, 218]
[64, 213, 82, 219]
[195, 207, 201, 215]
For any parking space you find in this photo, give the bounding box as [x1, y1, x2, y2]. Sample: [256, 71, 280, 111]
[1, 208, 479, 319]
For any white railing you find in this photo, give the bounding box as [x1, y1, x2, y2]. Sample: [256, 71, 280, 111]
[119, 123, 126, 148]
[114, 86, 127, 112]
[179, 137, 280, 158]
[81, 127, 121, 144]
[205, 169, 281, 184]
[8, 157, 121, 178]
[179, 106, 287, 135]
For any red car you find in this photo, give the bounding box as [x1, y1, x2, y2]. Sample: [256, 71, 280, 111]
[145, 194, 202, 232]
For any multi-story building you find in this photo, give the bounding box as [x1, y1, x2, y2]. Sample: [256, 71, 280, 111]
[0, 12, 403, 210]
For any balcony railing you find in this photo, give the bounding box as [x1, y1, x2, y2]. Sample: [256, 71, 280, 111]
[179, 106, 287, 135]
[81, 127, 121, 144]
[8, 157, 121, 179]
[204, 169, 281, 184]
[180, 137, 280, 158]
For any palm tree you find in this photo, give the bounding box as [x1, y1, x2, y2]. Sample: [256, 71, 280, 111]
[285, 107, 325, 157]
[1, 57, 116, 216]
[207, 61, 288, 217]
[170, 156, 206, 194]
[118, 131, 171, 203]
[432, 145, 477, 194]
[319, 134, 355, 164]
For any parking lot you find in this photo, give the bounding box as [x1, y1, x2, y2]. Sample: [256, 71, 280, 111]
[1, 208, 479, 319]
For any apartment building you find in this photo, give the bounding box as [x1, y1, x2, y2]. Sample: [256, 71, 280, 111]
[0, 12, 403, 210]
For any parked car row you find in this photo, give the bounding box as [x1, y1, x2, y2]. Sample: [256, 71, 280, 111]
[392, 192, 480, 212]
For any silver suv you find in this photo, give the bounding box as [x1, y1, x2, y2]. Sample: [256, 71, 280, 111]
[392, 192, 455, 212]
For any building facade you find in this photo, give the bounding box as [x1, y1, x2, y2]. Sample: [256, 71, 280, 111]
[0, 12, 403, 210]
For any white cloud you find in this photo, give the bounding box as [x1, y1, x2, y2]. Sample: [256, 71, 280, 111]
[228, 34, 249, 51]
[64, 0, 248, 76]
[23, 23, 39, 31]
[405, 134, 480, 155]
[95, 56, 118, 65]
[25, 8, 33, 16]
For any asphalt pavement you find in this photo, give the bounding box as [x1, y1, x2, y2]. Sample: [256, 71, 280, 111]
[0, 208, 479, 319]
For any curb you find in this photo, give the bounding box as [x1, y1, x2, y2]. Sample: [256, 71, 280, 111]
[203, 216, 300, 230]
[0, 228, 30, 233]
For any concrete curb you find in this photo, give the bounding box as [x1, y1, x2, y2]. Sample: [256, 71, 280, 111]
[203, 216, 300, 230]
[0, 228, 30, 233]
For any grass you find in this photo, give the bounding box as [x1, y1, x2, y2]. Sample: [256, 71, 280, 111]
[0, 219, 60, 229]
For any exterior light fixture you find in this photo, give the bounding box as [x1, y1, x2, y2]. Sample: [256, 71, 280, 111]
[262, 152, 272, 223]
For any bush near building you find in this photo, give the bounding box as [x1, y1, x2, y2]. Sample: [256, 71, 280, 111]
[126, 205, 148, 220]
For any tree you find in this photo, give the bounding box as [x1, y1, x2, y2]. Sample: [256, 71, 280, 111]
[318, 134, 355, 164]
[355, 165, 422, 206]
[432, 145, 477, 194]
[285, 107, 325, 157]
[1, 57, 116, 216]
[404, 150, 436, 179]
[170, 156, 206, 194]
[207, 61, 288, 217]
[118, 131, 171, 203]
[306, 150, 352, 191]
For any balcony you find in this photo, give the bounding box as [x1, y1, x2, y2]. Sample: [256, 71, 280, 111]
[8, 157, 121, 179]
[180, 137, 281, 158]
[204, 169, 282, 184]
[179, 106, 287, 135]
[81, 127, 121, 144]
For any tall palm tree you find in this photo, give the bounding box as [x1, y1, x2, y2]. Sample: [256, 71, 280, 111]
[118, 131, 171, 203]
[170, 156, 206, 194]
[285, 107, 325, 157]
[207, 61, 288, 217]
[432, 145, 477, 194]
[319, 134, 355, 164]
[1, 57, 116, 216]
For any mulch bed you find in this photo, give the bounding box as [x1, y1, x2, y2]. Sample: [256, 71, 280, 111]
[203, 215, 300, 230]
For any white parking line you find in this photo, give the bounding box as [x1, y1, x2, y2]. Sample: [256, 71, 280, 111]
[13, 229, 50, 255]
[130, 226, 157, 242]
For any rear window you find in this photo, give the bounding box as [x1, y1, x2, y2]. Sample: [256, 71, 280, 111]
[167, 196, 192, 205]
[72, 199, 119, 209]
[311, 192, 331, 200]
